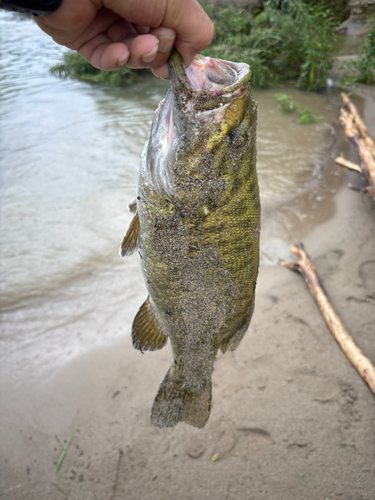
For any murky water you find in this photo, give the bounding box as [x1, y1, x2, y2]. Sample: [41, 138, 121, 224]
[0, 12, 347, 385]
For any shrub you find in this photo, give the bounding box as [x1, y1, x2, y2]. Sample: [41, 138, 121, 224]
[50, 51, 148, 86]
[340, 21, 375, 87]
[202, 0, 339, 90]
[50, 1, 341, 91]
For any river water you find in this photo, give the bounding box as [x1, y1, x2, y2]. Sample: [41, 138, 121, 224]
[0, 12, 346, 386]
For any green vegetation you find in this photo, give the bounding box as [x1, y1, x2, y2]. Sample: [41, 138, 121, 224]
[0, 485, 22, 496]
[56, 425, 76, 473]
[275, 93, 297, 113]
[275, 93, 321, 124]
[50, 51, 148, 86]
[202, 0, 339, 90]
[50, 1, 373, 92]
[302, 0, 350, 23]
[340, 22, 375, 87]
[297, 106, 322, 124]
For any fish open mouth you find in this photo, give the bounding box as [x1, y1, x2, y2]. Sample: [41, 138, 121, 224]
[147, 51, 252, 200]
[185, 56, 237, 91]
[153, 51, 252, 148]
[169, 50, 251, 102]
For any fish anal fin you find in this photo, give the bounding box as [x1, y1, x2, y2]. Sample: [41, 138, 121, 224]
[120, 212, 140, 257]
[220, 325, 247, 353]
[220, 301, 255, 353]
[132, 298, 168, 352]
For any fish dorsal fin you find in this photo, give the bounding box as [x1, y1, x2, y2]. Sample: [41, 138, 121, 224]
[132, 297, 168, 352]
[120, 212, 140, 257]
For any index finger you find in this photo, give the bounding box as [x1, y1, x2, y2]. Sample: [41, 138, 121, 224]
[104, 0, 214, 67]
[163, 0, 214, 67]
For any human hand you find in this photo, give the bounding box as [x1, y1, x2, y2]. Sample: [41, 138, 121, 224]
[35, 0, 214, 79]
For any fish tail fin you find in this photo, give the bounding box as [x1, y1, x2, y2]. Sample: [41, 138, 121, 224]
[150, 367, 212, 429]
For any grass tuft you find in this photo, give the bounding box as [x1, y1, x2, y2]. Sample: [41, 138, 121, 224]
[0, 485, 22, 496]
[56, 425, 76, 473]
[275, 93, 297, 113]
[297, 106, 322, 124]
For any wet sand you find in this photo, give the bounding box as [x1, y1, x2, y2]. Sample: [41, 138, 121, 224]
[1, 86, 375, 499]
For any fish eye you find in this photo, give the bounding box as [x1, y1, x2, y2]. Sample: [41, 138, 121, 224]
[228, 128, 245, 147]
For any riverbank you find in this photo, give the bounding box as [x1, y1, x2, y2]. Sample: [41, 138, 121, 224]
[1, 85, 374, 500]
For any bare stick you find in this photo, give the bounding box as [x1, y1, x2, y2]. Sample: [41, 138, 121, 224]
[348, 184, 371, 194]
[281, 243, 375, 396]
[334, 155, 362, 173]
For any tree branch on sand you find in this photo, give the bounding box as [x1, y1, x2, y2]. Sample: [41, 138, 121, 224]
[280, 243, 375, 397]
[335, 93, 375, 201]
[334, 155, 362, 173]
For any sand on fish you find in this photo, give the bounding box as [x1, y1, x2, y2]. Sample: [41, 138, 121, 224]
[1, 85, 374, 500]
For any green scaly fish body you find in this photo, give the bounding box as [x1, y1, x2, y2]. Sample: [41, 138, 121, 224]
[121, 51, 260, 428]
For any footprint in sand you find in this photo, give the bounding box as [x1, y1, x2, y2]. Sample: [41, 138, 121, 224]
[359, 259, 375, 293]
[314, 248, 344, 278]
[292, 369, 341, 402]
[185, 424, 273, 461]
[232, 427, 273, 459]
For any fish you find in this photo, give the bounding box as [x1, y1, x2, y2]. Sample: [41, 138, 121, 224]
[120, 50, 260, 428]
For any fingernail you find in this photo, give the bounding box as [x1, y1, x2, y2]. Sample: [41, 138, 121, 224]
[152, 62, 170, 80]
[141, 45, 158, 64]
[158, 34, 175, 54]
[118, 50, 129, 67]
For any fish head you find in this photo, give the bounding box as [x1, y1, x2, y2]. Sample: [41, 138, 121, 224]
[147, 50, 257, 216]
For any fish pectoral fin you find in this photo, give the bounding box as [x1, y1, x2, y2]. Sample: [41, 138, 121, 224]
[128, 199, 137, 213]
[120, 212, 140, 257]
[132, 297, 168, 352]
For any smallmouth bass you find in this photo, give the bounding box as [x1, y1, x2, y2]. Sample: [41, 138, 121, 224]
[121, 51, 260, 428]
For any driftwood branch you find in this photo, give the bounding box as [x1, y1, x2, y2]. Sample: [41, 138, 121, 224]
[340, 93, 375, 158]
[338, 93, 375, 200]
[334, 155, 362, 173]
[281, 243, 375, 397]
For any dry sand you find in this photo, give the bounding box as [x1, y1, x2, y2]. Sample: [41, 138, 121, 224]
[1, 86, 375, 500]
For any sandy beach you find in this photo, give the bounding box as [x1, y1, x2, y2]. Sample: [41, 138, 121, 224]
[1, 82, 375, 500]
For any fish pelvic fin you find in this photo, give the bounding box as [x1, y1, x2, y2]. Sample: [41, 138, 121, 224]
[151, 367, 212, 428]
[120, 212, 140, 257]
[132, 297, 168, 352]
